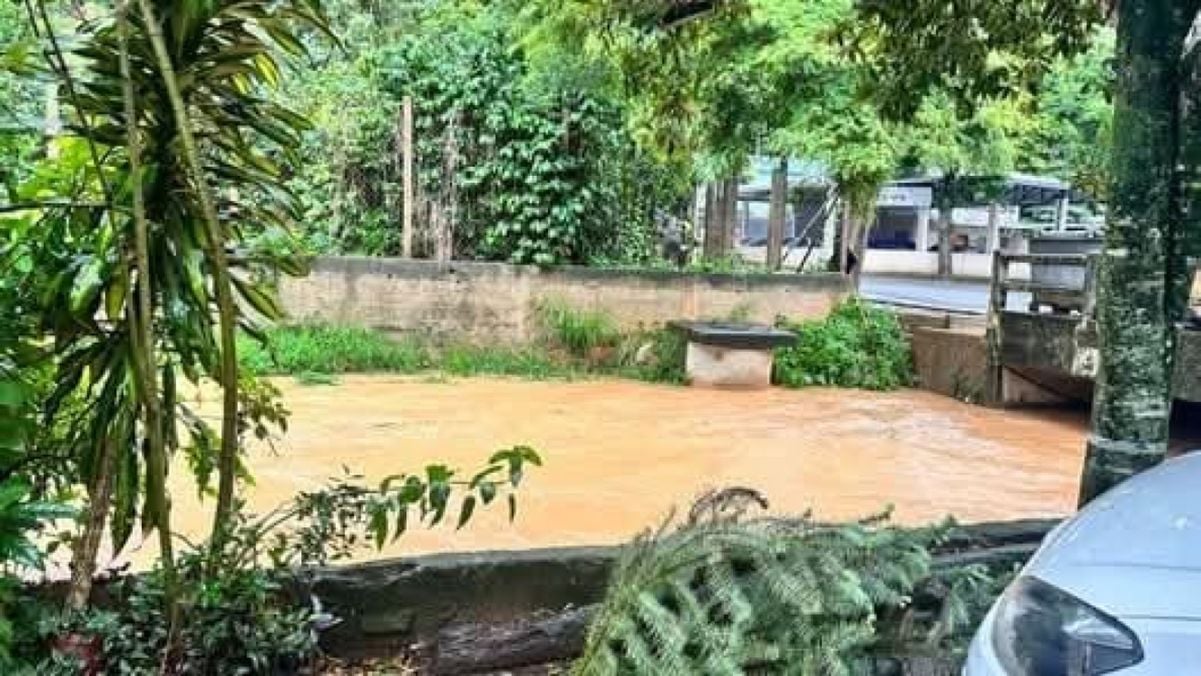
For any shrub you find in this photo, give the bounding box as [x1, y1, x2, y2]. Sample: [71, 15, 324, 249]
[773, 299, 912, 390]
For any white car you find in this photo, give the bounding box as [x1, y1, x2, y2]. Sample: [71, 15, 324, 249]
[965, 451, 1201, 675]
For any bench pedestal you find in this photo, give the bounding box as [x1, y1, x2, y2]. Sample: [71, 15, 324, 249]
[686, 343, 777, 388]
[670, 321, 797, 390]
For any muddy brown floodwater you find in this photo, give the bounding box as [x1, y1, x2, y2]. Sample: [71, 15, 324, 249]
[154, 376, 1087, 565]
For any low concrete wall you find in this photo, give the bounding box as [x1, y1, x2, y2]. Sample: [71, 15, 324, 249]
[863, 250, 1030, 280]
[302, 520, 1058, 666]
[309, 547, 617, 658]
[864, 250, 940, 276]
[280, 257, 849, 344]
[910, 327, 990, 403]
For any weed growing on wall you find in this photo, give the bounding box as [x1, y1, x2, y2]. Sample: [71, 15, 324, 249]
[536, 299, 622, 358]
[774, 299, 913, 390]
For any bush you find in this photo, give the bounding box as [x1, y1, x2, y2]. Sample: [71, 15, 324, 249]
[773, 299, 912, 390]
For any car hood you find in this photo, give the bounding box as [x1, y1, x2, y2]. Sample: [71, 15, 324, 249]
[1026, 451, 1201, 620]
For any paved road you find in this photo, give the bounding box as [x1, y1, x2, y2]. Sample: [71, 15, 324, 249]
[860, 275, 1031, 314]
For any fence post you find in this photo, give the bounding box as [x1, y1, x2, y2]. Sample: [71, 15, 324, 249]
[402, 96, 414, 259]
[986, 250, 1008, 405]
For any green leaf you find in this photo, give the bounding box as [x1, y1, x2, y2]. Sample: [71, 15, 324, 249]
[391, 501, 409, 543]
[369, 502, 388, 550]
[69, 258, 104, 315]
[457, 495, 476, 530]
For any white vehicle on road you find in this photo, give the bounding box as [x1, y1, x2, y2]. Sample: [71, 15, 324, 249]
[965, 452, 1201, 675]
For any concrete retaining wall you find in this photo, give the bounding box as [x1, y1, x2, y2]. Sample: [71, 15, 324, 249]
[910, 327, 990, 403]
[309, 547, 617, 658]
[302, 520, 1058, 664]
[279, 257, 849, 344]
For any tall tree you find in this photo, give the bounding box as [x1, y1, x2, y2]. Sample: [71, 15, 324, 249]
[1081, 1, 1195, 503]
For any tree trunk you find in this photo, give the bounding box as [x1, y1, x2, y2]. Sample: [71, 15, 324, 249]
[131, 2, 188, 608]
[1079, 0, 1191, 505]
[850, 213, 874, 291]
[766, 157, 788, 271]
[722, 177, 739, 253]
[65, 438, 116, 610]
[1173, 35, 1201, 326]
[435, 115, 459, 263]
[401, 96, 415, 259]
[936, 197, 953, 277]
[837, 199, 850, 274]
[702, 182, 720, 259]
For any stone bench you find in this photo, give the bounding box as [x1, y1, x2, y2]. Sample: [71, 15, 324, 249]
[669, 321, 797, 389]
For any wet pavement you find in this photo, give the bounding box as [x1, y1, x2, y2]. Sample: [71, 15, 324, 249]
[159, 376, 1089, 563]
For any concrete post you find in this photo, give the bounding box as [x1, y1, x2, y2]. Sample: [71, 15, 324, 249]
[766, 157, 788, 270]
[1056, 193, 1070, 231]
[986, 202, 1002, 253]
[402, 96, 414, 259]
[915, 207, 931, 252]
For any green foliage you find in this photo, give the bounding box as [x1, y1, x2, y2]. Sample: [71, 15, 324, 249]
[9, 447, 541, 673]
[382, 7, 637, 264]
[851, 1, 1103, 121]
[0, 0, 326, 572]
[72, 556, 317, 676]
[282, 2, 682, 264]
[1029, 28, 1116, 199]
[774, 300, 912, 391]
[0, 478, 72, 572]
[0, 0, 38, 195]
[575, 489, 949, 675]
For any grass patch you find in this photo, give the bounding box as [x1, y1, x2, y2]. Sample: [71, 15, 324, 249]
[439, 344, 582, 379]
[773, 299, 912, 391]
[239, 321, 687, 385]
[239, 324, 431, 376]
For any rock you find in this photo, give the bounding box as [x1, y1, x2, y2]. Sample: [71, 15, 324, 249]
[431, 606, 596, 675]
[633, 342, 657, 366]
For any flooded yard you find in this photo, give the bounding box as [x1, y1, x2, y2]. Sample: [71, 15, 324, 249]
[164, 376, 1088, 562]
